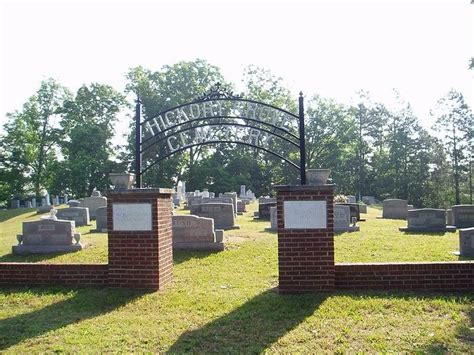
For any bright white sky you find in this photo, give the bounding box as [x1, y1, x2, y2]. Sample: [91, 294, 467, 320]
[1, 0, 473, 145]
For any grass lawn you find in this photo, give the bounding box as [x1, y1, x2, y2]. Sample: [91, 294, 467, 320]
[0, 203, 472, 352]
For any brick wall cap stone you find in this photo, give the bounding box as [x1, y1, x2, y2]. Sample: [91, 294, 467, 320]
[273, 185, 335, 192]
[107, 188, 173, 196]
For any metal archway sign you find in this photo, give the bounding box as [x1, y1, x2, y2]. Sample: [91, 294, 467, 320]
[134, 83, 306, 187]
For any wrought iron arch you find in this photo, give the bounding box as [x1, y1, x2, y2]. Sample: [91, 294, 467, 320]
[134, 83, 306, 187]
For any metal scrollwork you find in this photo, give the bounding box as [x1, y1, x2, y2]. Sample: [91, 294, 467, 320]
[196, 82, 242, 101]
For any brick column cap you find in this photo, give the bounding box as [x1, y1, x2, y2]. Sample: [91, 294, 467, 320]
[106, 188, 174, 197]
[274, 184, 335, 192]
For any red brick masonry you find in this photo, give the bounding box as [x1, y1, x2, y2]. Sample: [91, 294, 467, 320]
[0, 187, 472, 292]
[335, 262, 474, 291]
[275, 185, 335, 293]
[0, 263, 108, 286]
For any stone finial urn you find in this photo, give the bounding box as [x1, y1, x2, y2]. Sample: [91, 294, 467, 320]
[306, 169, 331, 185]
[109, 172, 136, 190]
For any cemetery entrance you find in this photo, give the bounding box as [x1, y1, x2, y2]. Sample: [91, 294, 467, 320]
[134, 83, 307, 186]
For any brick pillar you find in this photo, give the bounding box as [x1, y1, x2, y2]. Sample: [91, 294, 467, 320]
[107, 188, 173, 290]
[275, 185, 335, 293]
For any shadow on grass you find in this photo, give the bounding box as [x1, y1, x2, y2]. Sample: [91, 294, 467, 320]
[173, 249, 222, 264]
[0, 209, 37, 223]
[169, 290, 474, 353]
[0, 286, 145, 350]
[168, 288, 327, 353]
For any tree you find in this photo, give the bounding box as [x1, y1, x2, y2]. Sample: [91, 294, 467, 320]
[58, 84, 126, 197]
[1, 78, 70, 196]
[432, 90, 473, 204]
[123, 59, 228, 188]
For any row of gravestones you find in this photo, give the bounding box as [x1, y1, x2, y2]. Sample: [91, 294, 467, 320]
[11, 194, 70, 210]
[382, 199, 474, 230]
[13, 188, 232, 254]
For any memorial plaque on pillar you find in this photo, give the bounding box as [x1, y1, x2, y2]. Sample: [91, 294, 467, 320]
[283, 201, 327, 229]
[112, 203, 152, 231]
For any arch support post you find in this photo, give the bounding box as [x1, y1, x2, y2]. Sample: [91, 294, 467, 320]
[298, 92, 306, 185]
[135, 96, 143, 188]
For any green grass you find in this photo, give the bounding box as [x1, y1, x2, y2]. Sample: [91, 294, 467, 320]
[0, 204, 472, 352]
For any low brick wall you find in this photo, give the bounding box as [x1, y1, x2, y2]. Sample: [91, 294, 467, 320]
[335, 262, 474, 291]
[0, 263, 108, 286]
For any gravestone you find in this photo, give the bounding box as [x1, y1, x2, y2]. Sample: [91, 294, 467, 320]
[172, 193, 181, 206]
[10, 200, 20, 209]
[246, 189, 256, 201]
[209, 192, 215, 198]
[458, 227, 474, 257]
[268, 206, 277, 231]
[68, 200, 80, 207]
[64, 194, 69, 204]
[172, 215, 224, 251]
[44, 192, 51, 205]
[240, 185, 246, 198]
[93, 206, 107, 232]
[56, 205, 90, 227]
[399, 208, 455, 232]
[25, 201, 32, 208]
[337, 203, 363, 222]
[222, 192, 238, 216]
[13, 209, 82, 254]
[37, 205, 53, 214]
[258, 202, 276, 220]
[362, 196, 375, 205]
[31, 198, 37, 208]
[334, 205, 359, 233]
[190, 202, 238, 230]
[452, 205, 474, 229]
[79, 192, 107, 220]
[358, 203, 367, 214]
[53, 196, 60, 205]
[191, 197, 233, 206]
[347, 195, 356, 204]
[237, 200, 246, 214]
[408, 204, 414, 210]
[202, 189, 210, 198]
[382, 199, 408, 219]
[447, 209, 453, 226]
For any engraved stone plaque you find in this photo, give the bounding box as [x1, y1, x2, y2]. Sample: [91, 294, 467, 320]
[113, 203, 152, 231]
[283, 201, 327, 229]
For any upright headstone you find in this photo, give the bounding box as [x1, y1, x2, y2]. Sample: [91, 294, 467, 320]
[56, 205, 90, 227]
[31, 198, 37, 208]
[25, 201, 32, 208]
[53, 196, 60, 205]
[172, 215, 224, 251]
[10, 200, 20, 209]
[237, 200, 246, 214]
[362, 196, 375, 205]
[399, 208, 455, 232]
[93, 206, 107, 232]
[268, 206, 277, 231]
[190, 203, 238, 230]
[452, 205, 474, 229]
[79, 191, 107, 220]
[64, 194, 69, 204]
[337, 203, 362, 222]
[382, 199, 408, 219]
[334, 205, 359, 233]
[447, 209, 453, 226]
[209, 192, 215, 198]
[13, 209, 82, 254]
[45, 192, 51, 206]
[459, 227, 474, 256]
[358, 203, 367, 214]
[347, 195, 356, 204]
[258, 202, 276, 220]
[240, 185, 246, 198]
[202, 189, 210, 198]
[223, 192, 238, 216]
